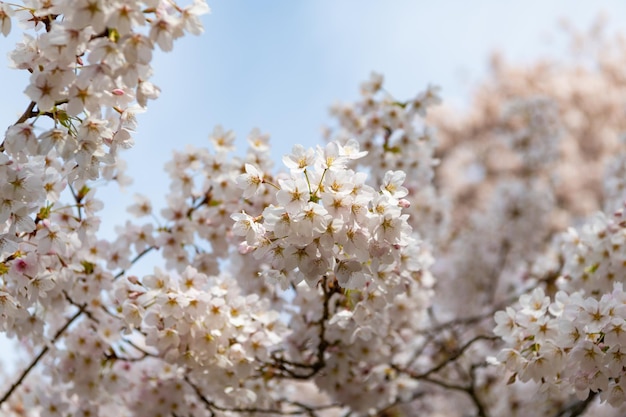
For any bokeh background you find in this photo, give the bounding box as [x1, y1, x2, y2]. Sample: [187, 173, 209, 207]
[1, 0, 626, 367]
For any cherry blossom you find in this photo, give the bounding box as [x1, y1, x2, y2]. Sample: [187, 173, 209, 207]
[3, 3, 626, 417]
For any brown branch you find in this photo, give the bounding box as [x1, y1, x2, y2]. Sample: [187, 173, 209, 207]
[0, 306, 84, 405]
[374, 390, 427, 416]
[14, 101, 37, 125]
[0, 101, 37, 152]
[13, 99, 70, 126]
[553, 392, 597, 417]
[63, 291, 99, 323]
[261, 275, 338, 380]
[398, 334, 498, 380]
[468, 362, 489, 417]
[392, 335, 498, 417]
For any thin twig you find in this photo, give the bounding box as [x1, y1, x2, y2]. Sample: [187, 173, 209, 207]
[400, 334, 498, 379]
[113, 245, 156, 280]
[553, 392, 598, 417]
[262, 276, 337, 380]
[0, 306, 84, 405]
[14, 101, 36, 125]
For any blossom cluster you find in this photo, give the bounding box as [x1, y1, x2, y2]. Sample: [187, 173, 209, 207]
[5, 3, 626, 417]
[493, 206, 626, 406]
[232, 139, 418, 291]
[495, 283, 626, 406]
[0, 0, 209, 338]
[325, 73, 446, 242]
[117, 266, 289, 411]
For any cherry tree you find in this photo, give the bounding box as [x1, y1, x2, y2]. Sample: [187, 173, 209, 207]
[1, 2, 626, 416]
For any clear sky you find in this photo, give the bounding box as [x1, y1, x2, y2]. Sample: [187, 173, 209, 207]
[107, 0, 626, 234]
[1, 0, 626, 369]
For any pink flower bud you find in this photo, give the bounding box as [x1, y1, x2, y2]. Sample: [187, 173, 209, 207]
[398, 198, 411, 208]
[238, 241, 254, 254]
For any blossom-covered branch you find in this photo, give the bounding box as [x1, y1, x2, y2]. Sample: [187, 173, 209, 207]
[2, 2, 626, 417]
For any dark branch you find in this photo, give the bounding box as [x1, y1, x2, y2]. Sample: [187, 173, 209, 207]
[14, 101, 37, 125]
[553, 392, 598, 417]
[0, 306, 85, 405]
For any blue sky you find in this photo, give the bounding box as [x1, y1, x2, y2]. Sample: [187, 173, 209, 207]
[108, 0, 626, 230]
[1, 0, 626, 368]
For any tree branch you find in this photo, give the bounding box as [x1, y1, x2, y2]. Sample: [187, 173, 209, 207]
[398, 334, 498, 380]
[0, 306, 85, 405]
[14, 101, 37, 125]
[260, 276, 340, 380]
[113, 245, 156, 281]
[553, 392, 598, 417]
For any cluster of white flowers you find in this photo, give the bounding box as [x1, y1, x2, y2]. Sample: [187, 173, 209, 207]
[232, 139, 420, 291]
[495, 282, 626, 406]
[493, 206, 626, 408]
[326, 73, 446, 242]
[114, 266, 288, 411]
[0, 0, 209, 331]
[6, 2, 626, 416]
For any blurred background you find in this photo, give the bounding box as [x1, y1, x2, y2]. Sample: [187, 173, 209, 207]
[1, 0, 626, 367]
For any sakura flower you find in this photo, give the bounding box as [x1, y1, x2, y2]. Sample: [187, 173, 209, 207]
[276, 177, 310, 213]
[25, 72, 65, 112]
[4, 123, 37, 161]
[518, 287, 550, 318]
[9, 205, 36, 233]
[150, 13, 183, 52]
[68, 0, 109, 32]
[209, 125, 236, 152]
[338, 138, 368, 160]
[236, 163, 265, 199]
[283, 144, 316, 173]
[0, 2, 12, 37]
[123, 33, 153, 65]
[247, 127, 270, 153]
[231, 211, 264, 245]
[381, 170, 408, 198]
[323, 169, 354, 195]
[122, 301, 143, 329]
[181, 0, 210, 35]
[360, 72, 384, 95]
[317, 141, 349, 171]
[107, 1, 145, 36]
[27, 274, 56, 300]
[136, 80, 161, 107]
[335, 259, 367, 289]
[0, 291, 19, 317]
[127, 194, 153, 217]
[294, 202, 329, 238]
[262, 205, 291, 237]
[66, 78, 101, 116]
[493, 307, 518, 343]
[157, 293, 189, 320]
